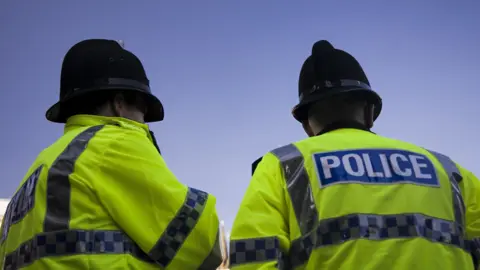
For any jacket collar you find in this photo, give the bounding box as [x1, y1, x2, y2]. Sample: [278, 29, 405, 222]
[64, 114, 154, 142]
[315, 120, 373, 136]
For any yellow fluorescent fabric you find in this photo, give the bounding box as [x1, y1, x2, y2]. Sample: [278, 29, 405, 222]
[462, 167, 480, 269]
[229, 153, 291, 270]
[94, 118, 221, 270]
[230, 128, 479, 270]
[0, 115, 221, 270]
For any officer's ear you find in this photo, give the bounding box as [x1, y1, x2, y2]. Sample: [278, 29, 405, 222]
[302, 120, 315, 137]
[105, 93, 122, 118]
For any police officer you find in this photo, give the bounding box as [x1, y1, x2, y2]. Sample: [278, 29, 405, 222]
[229, 40, 480, 269]
[0, 39, 222, 269]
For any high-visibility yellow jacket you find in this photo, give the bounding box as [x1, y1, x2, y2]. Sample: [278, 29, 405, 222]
[229, 128, 480, 270]
[0, 115, 222, 270]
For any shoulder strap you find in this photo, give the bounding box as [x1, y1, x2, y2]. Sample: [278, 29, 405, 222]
[252, 157, 263, 176]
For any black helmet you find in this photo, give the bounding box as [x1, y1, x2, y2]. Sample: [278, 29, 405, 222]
[46, 39, 164, 123]
[292, 40, 382, 122]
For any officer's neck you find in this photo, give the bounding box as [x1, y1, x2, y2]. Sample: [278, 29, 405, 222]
[314, 120, 371, 136]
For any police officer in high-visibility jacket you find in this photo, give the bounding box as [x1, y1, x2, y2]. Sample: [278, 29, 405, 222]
[229, 40, 480, 269]
[0, 39, 222, 269]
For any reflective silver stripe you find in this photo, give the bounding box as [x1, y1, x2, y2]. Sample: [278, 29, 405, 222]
[270, 144, 318, 235]
[229, 236, 280, 266]
[287, 213, 470, 268]
[198, 231, 223, 270]
[427, 150, 465, 233]
[148, 187, 209, 267]
[3, 229, 153, 269]
[428, 150, 475, 266]
[43, 125, 104, 232]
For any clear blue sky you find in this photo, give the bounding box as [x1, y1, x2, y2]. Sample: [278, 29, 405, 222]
[1, 1, 479, 230]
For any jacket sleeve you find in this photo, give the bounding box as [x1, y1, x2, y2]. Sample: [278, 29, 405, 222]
[461, 166, 480, 269]
[94, 129, 222, 270]
[229, 153, 290, 270]
[0, 238, 4, 269]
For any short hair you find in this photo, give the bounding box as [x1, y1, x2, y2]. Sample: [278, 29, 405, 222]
[307, 93, 367, 125]
[62, 90, 147, 119]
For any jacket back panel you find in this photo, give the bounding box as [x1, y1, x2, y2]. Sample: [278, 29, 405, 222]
[289, 129, 473, 269]
[0, 125, 159, 270]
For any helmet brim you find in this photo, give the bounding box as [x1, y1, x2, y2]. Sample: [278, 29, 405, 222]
[291, 87, 382, 122]
[45, 87, 164, 123]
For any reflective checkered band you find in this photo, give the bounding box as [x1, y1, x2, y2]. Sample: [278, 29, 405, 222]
[287, 213, 470, 268]
[229, 236, 280, 266]
[148, 187, 209, 267]
[3, 229, 153, 269]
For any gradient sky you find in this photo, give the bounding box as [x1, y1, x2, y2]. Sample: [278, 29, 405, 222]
[1, 1, 479, 230]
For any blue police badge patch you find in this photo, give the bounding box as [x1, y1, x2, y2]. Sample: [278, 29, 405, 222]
[1, 165, 43, 243]
[313, 149, 439, 188]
